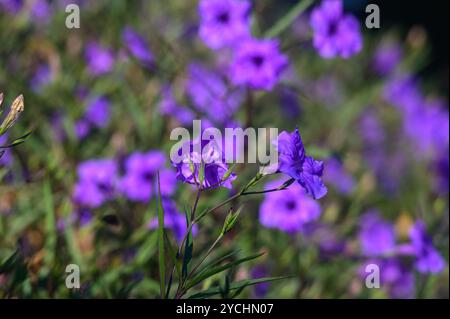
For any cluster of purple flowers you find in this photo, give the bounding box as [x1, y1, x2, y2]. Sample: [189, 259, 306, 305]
[75, 96, 111, 140]
[358, 210, 445, 298]
[198, 0, 288, 91]
[310, 0, 362, 59]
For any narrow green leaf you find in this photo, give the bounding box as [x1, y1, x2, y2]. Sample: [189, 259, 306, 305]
[185, 252, 264, 290]
[187, 276, 288, 299]
[264, 0, 315, 38]
[43, 181, 56, 269]
[182, 204, 193, 280]
[0, 130, 32, 149]
[194, 249, 241, 276]
[156, 172, 166, 299]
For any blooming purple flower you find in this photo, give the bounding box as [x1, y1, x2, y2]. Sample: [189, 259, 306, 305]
[149, 199, 198, 242]
[359, 210, 396, 256]
[229, 38, 288, 90]
[275, 128, 327, 199]
[84, 41, 115, 76]
[198, 0, 251, 50]
[310, 0, 362, 58]
[409, 221, 445, 274]
[73, 159, 118, 208]
[187, 63, 243, 123]
[323, 158, 354, 195]
[122, 26, 154, 68]
[119, 151, 176, 202]
[259, 178, 321, 233]
[372, 41, 402, 76]
[172, 138, 236, 190]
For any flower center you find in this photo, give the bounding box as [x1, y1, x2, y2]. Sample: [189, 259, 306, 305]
[327, 20, 339, 36]
[216, 11, 230, 24]
[251, 55, 264, 67]
[285, 200, 297, 211]
[97, 181, 111, 193]
[142, 171, 153, 182]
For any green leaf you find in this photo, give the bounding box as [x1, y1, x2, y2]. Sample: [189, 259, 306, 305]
[0, 130, 32, 149]
[156, 172, 166, 299]
[43, 181, 56, 269]
[221, 206, 243, 234]
[264, 0, 315, 38]
[185, 252, 264, 290]
[187, 276, 288, 299]
[182, 203, 194, 280]
[194, 249, 241, 276]
[164, 231, 181, 298]
[0, 250, 22, 273]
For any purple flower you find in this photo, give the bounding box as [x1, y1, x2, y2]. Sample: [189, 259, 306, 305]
[409, 221, 445, 274]
[119, 151, 176, 202]
[74, 119, 91, 140]
[383, 75, 422, 115]
[310, 0, 362, 59]
[323, 158, 354, 195]
[403, 100, 449, 159]
[251, 265, 270, 298]
[0, 134, 12, 167]
[361, 258, 415, 299]
[198, 0, 251, 50]
[0, 0, 22, 13]
[158, 85, 195, 125]
[372, 41, 402, 76]
[172, 138, 236, 190]
[275, 128, 327, 199]
[149, 199, 198, 242]
[84, 41, 115, 76]
[122, 26, 154, 68]
[229, 38, 288, 90]
[84, 96, 111, 128]
[73, 159, 118, 208]
[31, 0, 52, 23]
[187, 63, 243, 123]
[359, 210, 396, 256]
[259, 178, 321, 233]
[31, 64, 52, 91]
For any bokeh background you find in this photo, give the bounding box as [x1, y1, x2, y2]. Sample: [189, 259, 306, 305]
[0, 0, 448, 298]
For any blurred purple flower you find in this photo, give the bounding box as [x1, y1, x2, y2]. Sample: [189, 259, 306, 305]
[383, 75, 422, 115]
[275, 128, 327, 199]
[187, 63, 243, 123]
[84, 96, 111, 128]
[372, 41, 402, 76]
[409, 220, 445, 274]
[85, 41, 115, 76]
[158, 85, 195, 125]
[361, 258, 415, 299]
[323, 158, 354, 195]
[119, 151, 176, 202]
[31, 64, 52, 91]
[74, 119, 91, 140]
[310, 0, 362, 59]
[31, 0, 52, 23]
[278, 87, 301, 118]
[259, 178, 321, 233]
[149, 199, 198, 242]
[433, 152, 449, 194]
[229, 38, 288, 91]
[122, 26, 154, 68]
[73, 159, 118, 208]
[0, 134, 12, 167]
[172, 138, 236, 190]
[251, 265, 270, 298]
[359, 210, 396, 256]
[0, 0, 22, 13]
[198, 0, 251, 50]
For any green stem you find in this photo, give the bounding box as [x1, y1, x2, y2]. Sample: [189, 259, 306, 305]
[264, 0, 315, 38]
